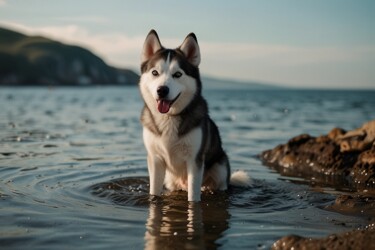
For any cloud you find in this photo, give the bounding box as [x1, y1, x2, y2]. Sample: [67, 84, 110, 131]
[1, 21, 374, 87]
[52, 16, 110, 24]
[0, 22, 187, 70]
[0, 0, 7, 7]
[0, 21, 143, 69]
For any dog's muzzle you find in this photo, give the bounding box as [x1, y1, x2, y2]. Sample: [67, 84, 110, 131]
[156, 86, 180, 114]
[157, 86, 169, 99]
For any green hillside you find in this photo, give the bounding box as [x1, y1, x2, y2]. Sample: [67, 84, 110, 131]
[0, 27, 139, 86]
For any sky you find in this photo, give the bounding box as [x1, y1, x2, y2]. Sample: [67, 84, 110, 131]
[0, 0, 374, 89]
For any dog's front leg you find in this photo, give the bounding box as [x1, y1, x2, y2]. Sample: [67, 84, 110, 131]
[187, 161, 204, 202]
[148, 155, 166, 197]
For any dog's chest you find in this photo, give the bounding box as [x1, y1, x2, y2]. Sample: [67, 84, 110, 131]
[163, 136, 191, 166]
[162, 128, 199, 166]
[145, 123, 202, 168]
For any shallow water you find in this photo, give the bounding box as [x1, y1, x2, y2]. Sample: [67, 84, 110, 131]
[1, 87, 374, 249]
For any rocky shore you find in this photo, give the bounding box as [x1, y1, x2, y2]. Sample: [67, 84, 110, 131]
[261, 120, 375, 190]
[260, 120, 375, 249]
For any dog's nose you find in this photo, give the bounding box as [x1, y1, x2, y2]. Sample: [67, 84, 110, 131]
[157, 86, 169, 98]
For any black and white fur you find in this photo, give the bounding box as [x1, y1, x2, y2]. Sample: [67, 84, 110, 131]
[139, 30, 250, 202]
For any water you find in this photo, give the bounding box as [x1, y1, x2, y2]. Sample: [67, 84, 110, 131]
[0, 87, 374, 249]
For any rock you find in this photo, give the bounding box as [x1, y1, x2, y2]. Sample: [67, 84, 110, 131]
[260, 120, 375, 190]
[328, 194, 375, 216]
[337, 120, 375, 152]
[272, 223, 375, 250]
[351, 147, 375, 187]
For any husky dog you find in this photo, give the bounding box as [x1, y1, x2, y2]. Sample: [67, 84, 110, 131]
[139, 30, 250, 202]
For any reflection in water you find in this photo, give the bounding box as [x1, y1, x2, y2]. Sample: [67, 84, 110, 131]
[89, 174, 365, 249]
[144, 196, 230, 250]
[91, 177, 231, 249]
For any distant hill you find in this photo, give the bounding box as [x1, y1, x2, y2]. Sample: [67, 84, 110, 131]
[0, 27, 139, 86]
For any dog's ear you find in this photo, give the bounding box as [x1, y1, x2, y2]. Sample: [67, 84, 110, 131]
[179, 33, 201, 67]
[141, 30, 162, 63]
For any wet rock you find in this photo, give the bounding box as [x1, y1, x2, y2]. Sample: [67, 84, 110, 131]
[272, 223, 375, 250]
[260, 120, 375, 189]
[328, 194, 375, 216]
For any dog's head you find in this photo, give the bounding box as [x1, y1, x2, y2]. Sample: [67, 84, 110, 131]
[139, 30, 202, 115]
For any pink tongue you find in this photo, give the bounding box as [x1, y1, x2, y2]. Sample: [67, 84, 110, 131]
[157, 100, 171, 113]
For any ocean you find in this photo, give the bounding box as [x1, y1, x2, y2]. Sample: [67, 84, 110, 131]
[0, 86, 374, 249]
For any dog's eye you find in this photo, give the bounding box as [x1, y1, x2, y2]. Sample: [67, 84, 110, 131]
[173, 72, 182, 78]
[151, 70, 159, 76]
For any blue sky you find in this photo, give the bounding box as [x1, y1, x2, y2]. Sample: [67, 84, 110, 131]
[1, 0, 374, 88]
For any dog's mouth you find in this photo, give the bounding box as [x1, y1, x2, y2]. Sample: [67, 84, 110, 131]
[157, 93, 180, 114]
